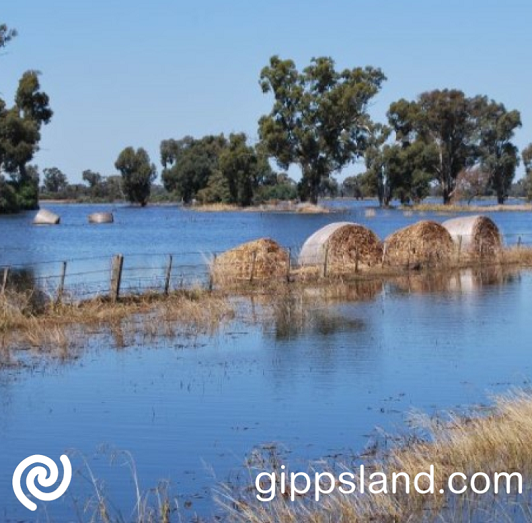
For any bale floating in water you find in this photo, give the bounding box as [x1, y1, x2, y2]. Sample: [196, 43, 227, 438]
[212, 238, 289, 284]
[442, 215, 502, 258]
[298, 222, 382, 272]
[384, 220, 454, 268]
[33, 209, 60, 225]
[88, 212, 114, 224]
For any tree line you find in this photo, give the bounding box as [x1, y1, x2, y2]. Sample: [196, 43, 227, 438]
[2, 22, 532, 212]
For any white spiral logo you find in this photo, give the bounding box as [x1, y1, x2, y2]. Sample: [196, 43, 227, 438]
[12, 454, 72, 511]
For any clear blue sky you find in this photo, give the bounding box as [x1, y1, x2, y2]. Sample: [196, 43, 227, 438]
[2, 0, 531, 183]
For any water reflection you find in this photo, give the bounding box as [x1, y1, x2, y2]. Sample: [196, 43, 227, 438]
[387, 267, 520, 295]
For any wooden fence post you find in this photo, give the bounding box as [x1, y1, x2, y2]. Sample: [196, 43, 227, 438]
[323, 243, 330, 278]
[249, 251, 257, 283]
[518, 236, 522, 248]
[110, 254, 124, 302]
[1, 267, 9, 295]
[355, 247, 360, 273]
[457, 235, 463, 263]
[209, 254, 216, 292]
[286, 248, 291, 283]
[56, 261, 67, 304]
[164, 255, 173, 296]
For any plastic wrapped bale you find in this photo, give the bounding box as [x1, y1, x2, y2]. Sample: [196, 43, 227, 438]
[212, 238, 289, 284]
[298, 222, 382, 273]
[442, 215, 502, 258]
[384, 220, 455, 268]
[88, 212, 114, 224]
[33, 209, 60, 225]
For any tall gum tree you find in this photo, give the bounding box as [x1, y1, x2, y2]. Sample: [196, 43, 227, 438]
[258, 56, 386, 204]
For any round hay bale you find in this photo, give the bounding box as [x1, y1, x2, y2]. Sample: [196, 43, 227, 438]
[212, 238, 289, 284]
[442, 215, 502, 258]
[88, 212, 114, 224]
[384, 220, 454, 267]
[33, 209, 60, 225]
[298, 222, 382, 271]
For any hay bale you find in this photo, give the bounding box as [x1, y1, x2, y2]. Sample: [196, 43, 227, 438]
[384, 220, 454, 267]
[442, 215, 502, 257]
[88, 212, 114, 224]
[212, 238, 289, 283]
[33, 208, 60, 225]
[298, 222, 382, 271]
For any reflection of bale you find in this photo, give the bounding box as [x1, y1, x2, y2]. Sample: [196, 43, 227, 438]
[33, 209, 60, 225]
[384, 221, 454, 267]
[88, 212, 114, 224]
[442, 215, 502, 258]
[391, 267, 514, 295]
[298, 222, 382, 272]
[212, 238, 289, 284]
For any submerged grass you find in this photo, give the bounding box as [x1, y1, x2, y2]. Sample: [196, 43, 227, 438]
[221, 391, 532, 523]
[0, 287, 233, 358]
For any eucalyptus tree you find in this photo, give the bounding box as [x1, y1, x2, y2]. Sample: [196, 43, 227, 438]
[115, 147, 156, 206]
[258, 56, 386, 204]
[388, 90, 480, 204]
[477, 100, 521, 204]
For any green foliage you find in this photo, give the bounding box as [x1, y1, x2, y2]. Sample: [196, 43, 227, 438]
[196, 170, 231, 204]
[0, 175, 18, 213]
[0, 23, 17, 48]
[477, 100, 521, 204]
[161, 135, 227, 203]
[523, 144, 532, 201]
[388, 89, 480, 204]
[258, 56, 386, 204]
[0, 65, 52, 213]
[341, 174, 375, 199]
[254, 173, 298, 202]
[115, 147, 156, 206]
[42, 166, 68, 194]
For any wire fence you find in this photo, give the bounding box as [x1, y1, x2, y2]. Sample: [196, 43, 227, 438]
[1, 231, 532, 304]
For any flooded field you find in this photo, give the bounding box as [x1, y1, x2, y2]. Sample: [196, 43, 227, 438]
[1, 202, 532, 520]
[1, 222, 532, 520]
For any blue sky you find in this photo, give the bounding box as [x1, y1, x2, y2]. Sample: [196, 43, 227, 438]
[2, 0, 531, 183]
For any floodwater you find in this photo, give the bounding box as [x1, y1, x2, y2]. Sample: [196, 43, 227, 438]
[1, 202, 532, 521]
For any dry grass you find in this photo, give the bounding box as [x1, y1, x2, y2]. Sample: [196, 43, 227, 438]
[222, 391, 532, 523]
[212, 238, 290, 285]
[299, 223, 383, 274]
[410, 202, 532, 213]
[0, 287, 233, 356]
[383, 220, 455, 268]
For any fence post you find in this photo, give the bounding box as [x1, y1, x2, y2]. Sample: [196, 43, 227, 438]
[1, 267, 9, 295]
[479, 238, 484, 264]
[323, 243, 330, 278]
[56, 261, 67, 304]
[286, 248, 291, 283]
[457, 235, 462, 263]
[0, 267, 9, 295]
[355, 247, 360, 273]
[249, 251, 257, 283]
[407, 241, 411, 269]
[110, 254, 124, 302]
[164, 255, 173, 296]
[209, 254, 216, 292]
[518, 236, 522, 248]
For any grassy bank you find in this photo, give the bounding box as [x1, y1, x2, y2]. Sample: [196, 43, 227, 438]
[407, 202, 532, 213]
[222, 391, 532, 523]
[0, 288, 232, 360]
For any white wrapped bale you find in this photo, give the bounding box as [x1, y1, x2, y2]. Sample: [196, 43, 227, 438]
[442, 215, 502, 257]
[33, 209, 60, 225]
[88, 212, 114, 224]
[298, 222, 382, 270]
